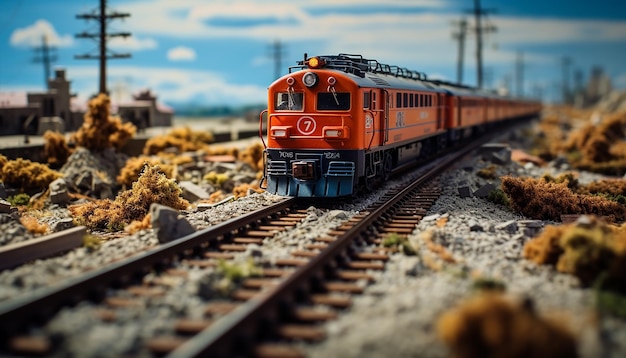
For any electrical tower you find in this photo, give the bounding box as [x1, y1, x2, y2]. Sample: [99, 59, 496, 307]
[75, 0, 131, 95]
[466, 0, 496, 88]
[515, 51, 524, 97]
[451, 18, 467, 84]
[270, 39, 286, 80]
[561, 57, 572, 104]
[33, 35, 57, 88]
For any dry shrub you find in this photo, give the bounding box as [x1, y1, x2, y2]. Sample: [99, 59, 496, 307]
[206, 145, 239, 157]
[0, 157, 63, 193]
[43, 131, 72, 168]
[524, 217, 626, 287]
[523, 225, 566, 265]
[437, 294, 577, 358]
[563, 111, 626, 175]
[143, 126, 214, 155]
[125, 213, 152, 234]
[501, 175, 626, 223]
[232, 183, 262, 199]
[0, 154, 7, 172]
[70, 164, 189, 231]
[71, 94, 136, 151]
[19, 215, 49, 234]
[238, 142, 265, 171]
[117, 156, 176, 188]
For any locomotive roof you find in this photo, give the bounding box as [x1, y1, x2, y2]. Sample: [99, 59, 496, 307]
[289, 53, 493, 97]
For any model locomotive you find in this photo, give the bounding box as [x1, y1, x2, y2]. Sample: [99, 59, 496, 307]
[259, 53, 540, 197]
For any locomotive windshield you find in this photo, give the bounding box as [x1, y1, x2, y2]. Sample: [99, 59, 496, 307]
[275, 92, 303, 111]
[317, 92, 350, 111]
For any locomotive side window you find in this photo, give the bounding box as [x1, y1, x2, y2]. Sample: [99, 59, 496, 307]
[409, 93, 414, 107]
[372, 92, 377, 109]
[396, 93, 402, 108]
[275, 92, 303, 111]
[363, 92, 370, 109]
[317, 92, 350, 110]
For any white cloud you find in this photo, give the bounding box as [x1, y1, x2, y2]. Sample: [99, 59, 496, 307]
[66, 65, 266, 105]
[10, 19, 73, 47]
[109, 36, 158, 51]
[167, 46, 197, 61]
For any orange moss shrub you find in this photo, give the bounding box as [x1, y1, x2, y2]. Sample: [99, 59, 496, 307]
[232, 183, 262, 199]
[43, 131, 72, 168]
[523, 225, 566, 266]
[70, 164, 189, 231]
[125, 213, 152, 234]
[238, 142, 265, 171]
[501, 175, 626, 223]
[524, 217, 626, 286]
[0, 157, 63, 193]
[143, 126, 214, 155]
[0, 154, 7, 171]
[117, 156, 176, 188]
[437, 294, 577, 358]
[19, 215, 49, 234]
[71, 94, 136, 151]
[562, 111, 626, 175]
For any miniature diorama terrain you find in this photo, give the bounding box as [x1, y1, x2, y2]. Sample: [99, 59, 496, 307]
[1, 92, 626, 357]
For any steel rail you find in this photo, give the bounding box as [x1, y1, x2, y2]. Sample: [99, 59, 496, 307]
[169, 134, 492, 357]
[0, 197, 297, 338]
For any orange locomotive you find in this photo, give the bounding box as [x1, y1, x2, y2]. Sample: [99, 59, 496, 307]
[260, 53, 540, 197]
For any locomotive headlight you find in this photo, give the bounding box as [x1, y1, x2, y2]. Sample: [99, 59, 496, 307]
[323, 126, 349, 139]
[271, 126, 291, 138]
[302, 72, 319, 88]
[307, 57, 325, 69]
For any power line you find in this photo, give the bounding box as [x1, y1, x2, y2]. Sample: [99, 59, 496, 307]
[561, 57, 572, 104]
[33, 35, 57, 88]
[451, 18, 467, 84]
[270, 39, 286, 80]
[75, 0, 131, 95]
[466, 0, 496, 88]
[515, 51, 524, 97]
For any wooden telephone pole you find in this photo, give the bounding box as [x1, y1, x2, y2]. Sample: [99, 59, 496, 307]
[33, 35, 57, 87]
[75, 0, 131, 95]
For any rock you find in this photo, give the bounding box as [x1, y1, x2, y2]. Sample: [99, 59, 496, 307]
[473, 183, 496, 198]
[0, 199, 11, 214]
[468, 219, 483, 232]
[179, 181, 210, 202]
[458, 182, 472, 198]
[150, 203, 195, 243]
[422, 214, 441, 222]
[0, 183, 6, 199]
[496, 220, 518, 234]
[490, 148, 511, 165]
[51, 218, 75, 232]
[49, 178, 71, 205]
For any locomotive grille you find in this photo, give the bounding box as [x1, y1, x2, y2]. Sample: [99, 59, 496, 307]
[326, 162, 355, 176]
[267, 161, 288, 175]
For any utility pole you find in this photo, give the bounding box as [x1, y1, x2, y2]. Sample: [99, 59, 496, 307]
[515, 51, 524, 97]
[270, 39, 286, 80]
[75, 0, 131, 95]
[451, 18, 467, 84]
[33, 35, 57, 88]
[466, 0, 496, 88]
[561, 57, 571, 104]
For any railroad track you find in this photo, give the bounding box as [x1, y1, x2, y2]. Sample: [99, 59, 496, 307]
[0, 130, 498, 357]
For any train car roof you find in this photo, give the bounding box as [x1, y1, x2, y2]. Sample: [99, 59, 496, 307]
[288, 54, 504, 97]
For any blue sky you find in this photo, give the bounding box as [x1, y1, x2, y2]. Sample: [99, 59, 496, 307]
[1, 0, 625, 107]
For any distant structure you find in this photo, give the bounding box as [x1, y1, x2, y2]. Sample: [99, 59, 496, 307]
[0, 69, 172, 136]
[466, 0, 496, 88]
[33, 35, 57, 88]
[75, 0, 131, 94]
[582, 66, 612, 107]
